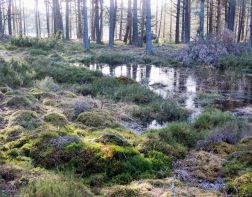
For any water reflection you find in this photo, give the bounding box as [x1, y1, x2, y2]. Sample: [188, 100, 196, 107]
[87, 64, 252, 121]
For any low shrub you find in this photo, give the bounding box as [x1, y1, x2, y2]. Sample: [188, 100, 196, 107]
[159, 122, 198, 148]
[0, 60, 34, 88]
[5, 96, 32, 109]
[35, 77, 60, 92]
[20, 174, 93, 197]
[96, 53, 134, 65]
[11, 36, 57, 50]
[193, 108, 236, 131]
[8, 110, 41, 129]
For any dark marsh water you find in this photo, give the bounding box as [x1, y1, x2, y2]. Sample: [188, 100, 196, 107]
[87, 64, 252, 123]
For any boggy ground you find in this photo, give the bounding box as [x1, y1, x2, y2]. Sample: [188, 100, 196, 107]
[0, 37, 252, 197]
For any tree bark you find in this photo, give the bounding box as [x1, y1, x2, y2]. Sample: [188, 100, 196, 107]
[199, 0, 204, 38]
[83, 0, 90, 49]
[133, 0, 138, 46]
[146, 0, 152, 54]
[66, 0, 70, 40]
[228, 0, 236, 32]
[140, 0, 146, 47]
[175, 0, 180, 43]
[8, 0, 12, 36]
[95, 0, 101, 43]
[184, 0, 190, 43]
[109, 0, 115, 48]
[124, 0, 132, 44]
[45, 0, 50, 37]
[250, 0, 252, 46]
[119, 0, 123, 40]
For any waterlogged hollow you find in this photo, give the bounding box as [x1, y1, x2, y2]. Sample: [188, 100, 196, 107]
[73, 63, 252, 129]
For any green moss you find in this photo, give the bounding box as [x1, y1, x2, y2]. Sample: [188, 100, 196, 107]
[9, 110, 41, 129]
[43, 112, 68, 127]
[224, 151, 252, 177]
[95, 133, 130, 146]
[3, 126, 24, 142]
[232, 172, 252, 197]
[77, 111, 116, 128]
[5, 96, 32, 109]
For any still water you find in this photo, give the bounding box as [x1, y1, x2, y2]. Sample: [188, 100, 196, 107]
[87, 64, 252, 125]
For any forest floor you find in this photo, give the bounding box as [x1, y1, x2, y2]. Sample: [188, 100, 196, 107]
[0, 38, 252, 197]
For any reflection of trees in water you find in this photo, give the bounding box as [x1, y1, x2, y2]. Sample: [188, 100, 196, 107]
[245, 76, 252, 104]
[132, 64, 138, 80]
[146, 65, 151, 79]
[126, 65, 131, 78]
[89, 64, 251, 111]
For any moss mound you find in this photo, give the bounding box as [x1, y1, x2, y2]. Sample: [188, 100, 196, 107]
[233, 172, 252, 197]
[3, 126, 24, 142]
[95, 133, 130, 146]
[9, 110, 41, 129]
[77, 111, 116, 128]
[175, 151, 224, 182]
[43, 112, 68, 127]
[5, 96, 32, 109]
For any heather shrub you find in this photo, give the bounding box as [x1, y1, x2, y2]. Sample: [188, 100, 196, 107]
[177, 30, 248, 65]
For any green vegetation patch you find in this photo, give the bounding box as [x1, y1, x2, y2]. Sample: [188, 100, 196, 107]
[43, 112, 68, 127]
[8, 110, 41, 129]
[76, 111, 117, 128]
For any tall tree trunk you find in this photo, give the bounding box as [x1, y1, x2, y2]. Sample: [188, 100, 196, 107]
[119, 0, 123, 40]
[163, 0, 167, 39]
[124, 0, 132, 44]
[12, 0, 16, 35]
[157, 0, 163, 41]
[181, 0, 185, 42]
[0, 2, 3, 35]
[66, 0, 70, 40]
[216, 0, 221, 33]
[18, 0, 22, 36]
[95, 0, 101, 43]
[169, 0, 173, 42]
[45, 0, 50, 37]
[146, 0, 152, 54]
[184, 0, 190, 43]
[91, 0, 95, 40]
[83, 0, 90, 49]
[109, 0, 115, 48]
[133, 0, 138, 46]
[100, 0, 104, 41]
[199, 0, 204, 38]
[8, 0, 12, 36]
[250, 0, 252, 46]
[175, 0, 180, 43]
[237, 0, 245, 42]
[228, 0, 236, 32]
[23, 2, 26, 35]
[77, 0, 82, 38]
[35, 0, 40, 38]
[140, 0, 146, 47]
[53, 0, 63, 37]
[209, 0, 213, 34]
